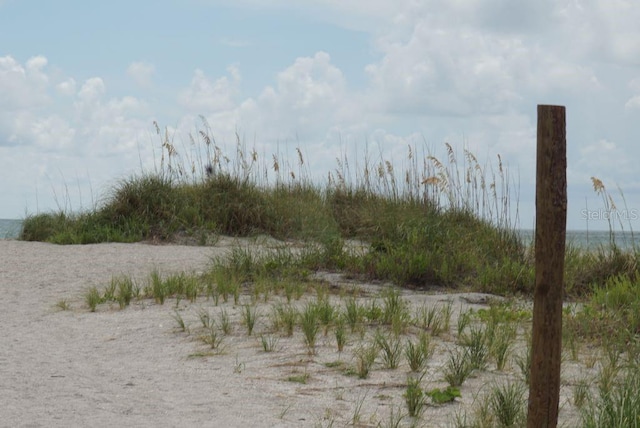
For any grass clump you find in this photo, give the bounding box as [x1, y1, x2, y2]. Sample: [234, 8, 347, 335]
[300, 303, 320, 355]
[405, 333, 432, 372]
[581, 364, 640, 427]
[202, 325, 223, 350]
[55, 299, 71, 311]
[489, 382, 527, 428]
[444, 348, 473, 387]
[405, 374, 427, 417]
[375, 330, 403, 369]
[85, 286, 102, 312]
[354, 341, 379, 379]
[460, 325, 489, 371]
[260, 335, 279, 352]
[242, 305, 259, 336]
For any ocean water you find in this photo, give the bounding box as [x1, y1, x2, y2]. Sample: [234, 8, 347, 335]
[0, 219, 23, 239]
[518, 229, 639, 251]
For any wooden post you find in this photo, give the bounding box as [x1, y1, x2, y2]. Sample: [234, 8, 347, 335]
[527, 105, 567, 428]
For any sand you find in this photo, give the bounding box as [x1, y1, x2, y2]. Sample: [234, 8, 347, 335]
[0, 239, 584, 427]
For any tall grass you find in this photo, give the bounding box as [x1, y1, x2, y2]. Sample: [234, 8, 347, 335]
[20, 122, 640, 298]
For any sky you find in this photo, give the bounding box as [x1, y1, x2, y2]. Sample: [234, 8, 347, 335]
[1, 0, 640, 231]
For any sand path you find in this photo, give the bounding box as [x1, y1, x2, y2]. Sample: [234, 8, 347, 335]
[0, 240, 271, 427]
[0, 240, 583, 428]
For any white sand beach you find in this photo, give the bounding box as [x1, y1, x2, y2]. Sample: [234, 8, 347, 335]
[0, 239, 583, 427]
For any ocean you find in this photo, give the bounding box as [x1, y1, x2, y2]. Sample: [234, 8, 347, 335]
[517, 229, 639, 252]
[0, 218, 637, 250]
[0, 219, 23, 239]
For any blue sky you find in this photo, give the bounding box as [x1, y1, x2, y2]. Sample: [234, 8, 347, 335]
[2, 0, 640, 231]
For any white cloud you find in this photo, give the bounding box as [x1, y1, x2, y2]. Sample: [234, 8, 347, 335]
[127, 61, 155, 88]
[0, 55, 50, 110]
[0, 56, 155, 217]
[364, 5, 604, 117]
[235, 51, 359, 143]
[77, 77, 106, 103]
[56, 78, 76, 96]
[1, 57, 150, 159]
[178, 66, 241, 112]
[625, 95, 640, 109]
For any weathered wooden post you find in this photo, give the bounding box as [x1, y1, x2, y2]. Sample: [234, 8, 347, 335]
[527, 105, 567, 427]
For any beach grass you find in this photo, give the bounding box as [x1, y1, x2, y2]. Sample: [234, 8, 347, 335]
[23, 121, 640, 425]
[19, 124, 535, 295]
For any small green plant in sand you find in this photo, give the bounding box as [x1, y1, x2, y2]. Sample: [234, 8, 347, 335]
[441, 301, 453, 332]
[405, 332, 433, 372]
[275, 304, 298, 337]
[375, 330, 403, 369]
[260, 335, 279, 352]
[172, 310, 189, 333]
[489, 323, 517, 371]
[405, 374, 427, 417]
[460, 325, 489, 371]
[315, 298, 337, 336]
[573, 377, 590, 409]
[444, 348, 473, 387]
[489, 381, 527, 428]
[515, 332, 532, 385]
[197, 308, 214, 329]
[286, 372, 309, 384]
[457, 308, 473, 337]
[219, 308, 231, 335]
[427, 386, 461, 404]
[85, 286, 102, 312]
[354, 341, 379, 379]
[301, 303, 319, 354]
[381, 288, 407, 325]
[149, 270, 167, 304]
[344, 297, 364, 331]
[55, 299, 71, 311]
[202, 325, 223, 350]
[242, 305, 259, 336]
[416, 304, 444, 336]
[112, 275, 134, 309]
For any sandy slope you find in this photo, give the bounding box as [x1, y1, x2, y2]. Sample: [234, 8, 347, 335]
[0, 239, 583, 428]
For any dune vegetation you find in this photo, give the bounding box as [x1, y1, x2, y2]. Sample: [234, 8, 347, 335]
[24, 122, 640, 426]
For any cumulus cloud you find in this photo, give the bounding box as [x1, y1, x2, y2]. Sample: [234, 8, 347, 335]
[364, 2, 605, 117]
[127, 61, 155, 88]
[77, 77, 106, 102]
[254, 51, 350, 134]
[281, 52, 346, 107]
[0, 56, 156, 216]
[178, 66, 241, 112]
[56, 78, 76, 96]
[0, 55, 51, 110]
[1, 56, 150, 158]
